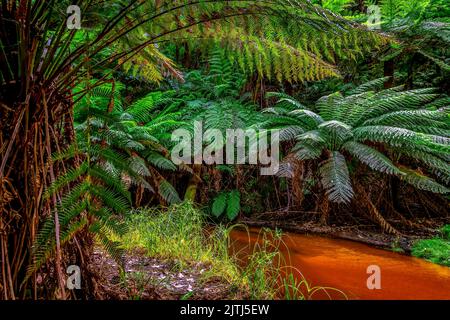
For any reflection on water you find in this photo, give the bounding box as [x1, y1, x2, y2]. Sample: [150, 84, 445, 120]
[230, 228, 450, 300]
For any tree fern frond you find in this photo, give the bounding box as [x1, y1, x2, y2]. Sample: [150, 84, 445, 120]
[349, 77, 390, 95]
[362, 110, 448, 127]
[91, 208, 128, 238]
[319, 151, 354, 203]
[90, 185, 130, 214]
[353, 126, 448, 153]
[93, 231, 124, 265]
[146, 151, 177, 171]
[342, 141, 402, 175]
[88, 165, 132, 202]
[398, 148, 450, 184]
[158, 179, 181, 205]
[44, 161, 89, 199]
[399, 168, 450, 194]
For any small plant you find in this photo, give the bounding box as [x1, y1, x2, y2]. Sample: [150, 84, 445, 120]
[211, 190, 241, 221]
[412, 239, 450, 267]
[391, 237, 406, 253]
[123, 271, 150, 300]
[441, 225, 450, 240]
[239, 228, 283, 299]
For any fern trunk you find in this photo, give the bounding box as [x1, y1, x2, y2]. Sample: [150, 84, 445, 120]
[384, 59, 395, 88]
[0, 95, 72, 298]
[184, 165, 202, 202]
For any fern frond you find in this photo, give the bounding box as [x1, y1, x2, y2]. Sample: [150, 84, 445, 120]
[44, 161, 89, 199]
[319, 151, 354, 203]
[342, 141, 402, 175]
[399, 168, 450, 194]
[158, 179, 181, 205]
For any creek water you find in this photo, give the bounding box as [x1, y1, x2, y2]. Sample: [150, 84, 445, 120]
[229, 228, 450, 300]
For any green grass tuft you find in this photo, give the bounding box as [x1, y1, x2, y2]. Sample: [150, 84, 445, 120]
[115, 202, 242, 285]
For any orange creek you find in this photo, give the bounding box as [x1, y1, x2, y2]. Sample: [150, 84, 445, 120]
[229, 228, 450, 300]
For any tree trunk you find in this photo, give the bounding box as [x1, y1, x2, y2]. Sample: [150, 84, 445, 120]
[184, 165, 202, 202]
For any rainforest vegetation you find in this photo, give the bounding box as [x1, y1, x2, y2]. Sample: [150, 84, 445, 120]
[0, 0, 449, 300]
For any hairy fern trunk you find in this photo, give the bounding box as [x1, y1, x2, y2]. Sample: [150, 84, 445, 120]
[0, 91, 75, 298]
[184, 165, 202, 202]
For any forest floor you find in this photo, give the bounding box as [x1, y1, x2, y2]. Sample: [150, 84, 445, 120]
[92, 248, 244, 300]
[94, 204, 279, 300]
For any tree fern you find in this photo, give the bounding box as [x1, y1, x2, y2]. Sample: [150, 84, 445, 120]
[263, 81, 450, 206]
[31, 77, 183, 274]
[158, 179, 182, 205]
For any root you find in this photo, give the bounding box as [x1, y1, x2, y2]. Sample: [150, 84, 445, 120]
[355, 183, 399, 235]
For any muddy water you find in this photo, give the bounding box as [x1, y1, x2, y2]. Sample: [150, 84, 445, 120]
[229, 229, 450, 300]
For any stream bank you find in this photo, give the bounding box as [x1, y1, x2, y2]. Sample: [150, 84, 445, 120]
[240, 219, 416, 253]
[229, 228, 450, 300]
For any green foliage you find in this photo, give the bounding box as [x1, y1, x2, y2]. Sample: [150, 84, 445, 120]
[319, 152, 354, 203]
[138, 50, 263, 153]
[379, 0, 431, 24]
[441, 224, 450, 240]
[312, 0, 353, 15]
[211, 193, 228, 218]
[412, 231, 450, 267]
[31, 78, 183, 273]
[3, 0, 447, 300]
[412, 224, 450, 266]
[76, 81, 181, 202]
[211, 190, 241, 221]
[170, 1, 388, 83]
[263, 80, 450, 204]
[119, 203, 215, 264]
[226, 190, 241, 221]
[117, 202, 246, 291]
[369, 0, 450, 88]
[316, 0, 449, 89]
[379, 19, 450, 84]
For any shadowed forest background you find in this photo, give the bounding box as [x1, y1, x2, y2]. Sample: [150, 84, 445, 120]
[0, 0, 449, 300]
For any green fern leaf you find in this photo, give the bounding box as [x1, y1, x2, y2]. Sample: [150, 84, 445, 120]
[226, 190, 241, 221]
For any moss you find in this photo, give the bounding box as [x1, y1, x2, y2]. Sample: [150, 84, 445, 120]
[412, 225, 450, 267]
[441, 224, 450, 240]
